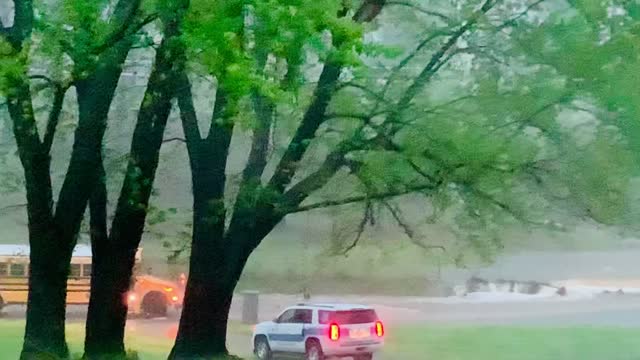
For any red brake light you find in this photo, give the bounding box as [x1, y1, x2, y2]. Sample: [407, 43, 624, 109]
[329, 323, 340, 341]
[375, 321, 384, 337]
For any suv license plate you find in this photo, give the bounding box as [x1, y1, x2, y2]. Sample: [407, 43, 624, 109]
[350, 329, 370, 339]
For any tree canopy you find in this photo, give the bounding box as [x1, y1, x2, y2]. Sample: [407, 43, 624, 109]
[1, 0, 639, 358]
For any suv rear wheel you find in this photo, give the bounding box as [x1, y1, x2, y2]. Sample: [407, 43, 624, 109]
[305, 340, 324, 360]
[254, 336, 272, 360]
[141, 291, 167, 318]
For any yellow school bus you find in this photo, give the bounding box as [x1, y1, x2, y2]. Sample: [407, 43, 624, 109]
[0, 244, 182, 317]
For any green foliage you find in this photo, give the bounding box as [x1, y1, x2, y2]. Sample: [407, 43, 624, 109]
[319, 0, 637, 261]
[0, 39, 27, 96]
[517, 3, 640, 162]
[182, 0, 255, 108]
[183, 0, 365, 108]
[560, 131, 634, 224]
[2, 0, 637, 275]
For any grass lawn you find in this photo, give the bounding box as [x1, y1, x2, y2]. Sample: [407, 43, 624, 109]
[386, 326, 640, 360]
[3, 321, 640, 359]
[0, 320, 170, 360]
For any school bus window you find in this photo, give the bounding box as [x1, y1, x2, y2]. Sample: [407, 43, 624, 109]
[70, 264, 81, 277]
[82, 264, 92, 277]
[10, 263, 25, 277]
[0, 262, 7, 275]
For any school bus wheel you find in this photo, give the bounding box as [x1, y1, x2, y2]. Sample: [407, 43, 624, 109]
[140, 291, 167, 318]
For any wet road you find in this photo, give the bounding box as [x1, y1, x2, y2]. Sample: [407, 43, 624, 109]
[4, 293, 640, 328]
[3, 293, 640, 357]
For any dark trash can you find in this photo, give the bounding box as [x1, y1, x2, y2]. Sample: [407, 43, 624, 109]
[242, 290, 259, 324]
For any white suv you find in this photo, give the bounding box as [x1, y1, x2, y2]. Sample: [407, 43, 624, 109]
[252, 303, 384, 360]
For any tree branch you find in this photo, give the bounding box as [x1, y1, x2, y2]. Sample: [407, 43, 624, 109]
[383, 200, 446, 251]
[268, 63, 343, 194]
[176, 72, 204, 155]
[6, 0, 34, 49]
[205, 87, 232, 143]
[393, 0, 498, 116]
[325, 109, 389, 121]
[267, 0, 388, 195]
[386, 1, 452, 23]
[0, 203, 28, 213]
[241, 92, 274, 183]
[420, 94, 475, 115]
[42, 82, 67, 153]
[28, 75, 56, 87]
[453, 45, 507, 65]
[337, 82, 392, 106]
[469, 187, 544, 226]
[396, 30, 453, 73]
[26, 75, 69, 153]
[94, 13, 158, 55]
[289, 182, 437, 214]
[491, 93, 572, 133]
[89, 160, 108, 249]
[353, 0, 387, 22]
[405, 157, 437, 183]
[278, 148, 348, 213]
[375, 30, 451, 112]
[162, 137, 186, 144]
[224, 0, 391, 262]
[92, 0, 143, 55]
[495, 0, 546, 31]
[341, 201, 372, 255]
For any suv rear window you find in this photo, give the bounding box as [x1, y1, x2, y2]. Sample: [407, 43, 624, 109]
[319, 309, 378, 324]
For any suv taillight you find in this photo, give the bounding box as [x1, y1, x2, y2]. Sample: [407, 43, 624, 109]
[375, 321, 384, 337]
[329, 323, 340, 341]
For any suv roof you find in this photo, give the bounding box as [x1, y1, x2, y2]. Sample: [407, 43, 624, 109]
[295, 303, 372, 311]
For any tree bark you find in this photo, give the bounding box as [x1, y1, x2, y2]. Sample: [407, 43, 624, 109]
[4, 1, 139, 358]
[171, 2, 388, 357]
[7, 78, 69, 359]
[84, 161, 138, 359]
[19, 32, 133, 360]
[21, 242, 71, 360]
[168, 195, 236, 359]
[169, 274, 234, 359]
[170, 82, 234, 357]
[84, 246, 137, 359]
[168, 146, 232, 358]
[83, 5, 188, 358]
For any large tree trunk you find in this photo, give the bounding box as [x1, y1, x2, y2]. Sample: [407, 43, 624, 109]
[168, 199, 236, 359]
[21, 50, 129, 359]
[4, 1, 136, 358]
[7, 79, 70, 359]
[84, 247, 138, 358]
[20, 223, 71, 359]
[84, 162, 138, 359]
[169, 2, 387, 358]
[21, 244, 72, 359]
[168, 264, 236, 359]
[169, 152, 234, 359]
[169, 213, 276, 360]
[8, 77, 71, 360]
[83, 8, 187, 358]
